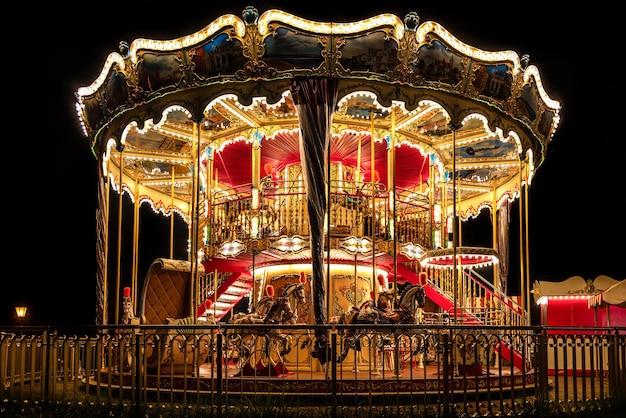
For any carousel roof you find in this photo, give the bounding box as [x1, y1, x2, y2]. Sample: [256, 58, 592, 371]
[74, 7, 560, 221]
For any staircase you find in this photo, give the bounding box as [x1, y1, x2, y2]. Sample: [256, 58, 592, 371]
[398, 262, 530, 371]
[196, 259, 254, 321]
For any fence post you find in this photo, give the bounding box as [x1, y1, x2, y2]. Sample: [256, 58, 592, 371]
[134, 331, 142, 407]
[331, 330, 337, 418]
[607, 328, 618, 397]
[535, 327, 549, 405]
[216, 331, 224, 413]
[442, 333, 451, 418]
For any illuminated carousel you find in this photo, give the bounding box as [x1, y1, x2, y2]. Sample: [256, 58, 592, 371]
[75, 6, 560, 390]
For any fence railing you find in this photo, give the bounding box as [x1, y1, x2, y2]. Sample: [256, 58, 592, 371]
[2, 325, 625, 417]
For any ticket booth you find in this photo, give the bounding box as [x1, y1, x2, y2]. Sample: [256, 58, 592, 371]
[532, 275, 625, 375]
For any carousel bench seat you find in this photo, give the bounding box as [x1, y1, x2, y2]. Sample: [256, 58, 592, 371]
[138, 258, 210, 374]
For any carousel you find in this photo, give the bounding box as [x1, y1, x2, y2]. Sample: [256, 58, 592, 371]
[74, 6, 560, 390]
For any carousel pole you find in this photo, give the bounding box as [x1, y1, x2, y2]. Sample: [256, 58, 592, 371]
[189, 120, 201, 319]
[515, 158, 528, 325]
[390, 107, 397, 292]
[170, 169, 175, 259]
[114, 144, 124, 325]
[523, 160, 531, 325]
[370, 109, 377, 300]
[492, 187, 499, 294]
[132, 168, 140, 312]
[357, 133, 362, 182]
[251, 133, 262, 306]
[370, 109, 381, 376]
[206, 149, 216, 314]
[100, 163, 111, 326]
[451, 122, 459, 324]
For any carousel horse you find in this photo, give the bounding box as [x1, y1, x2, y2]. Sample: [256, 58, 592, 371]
[228, 282, 309, 374]
[393, 284, 433, 368]
[336, 284, 427, 364]
[228, 294, 275, 324]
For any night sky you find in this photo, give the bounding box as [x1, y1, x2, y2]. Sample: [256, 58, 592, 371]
[4, 2, 623, 327]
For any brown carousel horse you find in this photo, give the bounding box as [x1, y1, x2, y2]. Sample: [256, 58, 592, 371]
[336, 283, 426, 363]
[228, 282, 309, 374]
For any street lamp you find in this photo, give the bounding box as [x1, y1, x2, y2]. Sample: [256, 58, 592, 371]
[15, 306, 28, 325]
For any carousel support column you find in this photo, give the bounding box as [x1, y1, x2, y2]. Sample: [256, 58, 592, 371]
[442, 166, 449, 249]
[389, 107, 397, 292]
[369, 112, 380, 376]
[213, 269, 218, 319]
[189, 120, 202, 319]
[523, 159, 531, 325]
[100, 163, 111, 326]
[326, 124, 332, 329]
[114, 143, 124, 325]
[356, 133, 362, 182]
[169, 169, 175, 259]
[205, 147, 215, 257]
[131, 167, 140, 312]
[428, 154, 436, 248]
[252, 132, 262, 190]
[370, 109, 377, 302]
[492, 187, 499, 297]
[450, 122, 460, 325]
[457, 170, 465, 310]
[518, 159, 527, 326]
[251, 133, 263, 304]
[290, 76, 338, 365]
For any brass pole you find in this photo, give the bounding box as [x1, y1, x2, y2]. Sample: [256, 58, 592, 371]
[170, 169, 175, 259]
[115, 146, 123, 325]
[103, 171, 111, 325]
[523, 161, 531, 325]
[452, 125, 458, 324]
[492, 187, 498, 292]
[132, 168, 140, 312]
[518, 160, 526, 325]
[189, 121, 201, 319]
[390, 108, 397, 291]
[370, 110, 376, 299]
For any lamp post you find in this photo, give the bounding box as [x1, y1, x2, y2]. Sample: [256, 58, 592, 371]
[15, 306, 27, 326]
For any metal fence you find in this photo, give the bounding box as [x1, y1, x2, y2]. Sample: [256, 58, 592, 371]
[2, 324, 625, 417]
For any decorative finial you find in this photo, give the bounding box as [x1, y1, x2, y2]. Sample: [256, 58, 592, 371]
[242, 6, 259, 26]
[404, 12, 420, 32]
[521, 54, 530, 70]
[119, 41, 130, 58]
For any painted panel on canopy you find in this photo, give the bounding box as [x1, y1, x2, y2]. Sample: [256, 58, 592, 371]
[191, 33, 246, 80]
[414, 40, 464, 86]
[263, 27, 325, 70]
[136, 51, 185, 93]
[338, 31, 401, 74]
[471, 63, 513, 102]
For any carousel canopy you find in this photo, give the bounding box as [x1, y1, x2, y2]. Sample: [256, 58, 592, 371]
[74, 7, 560, 222]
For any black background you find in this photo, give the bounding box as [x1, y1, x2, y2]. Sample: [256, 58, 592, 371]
[4, 2, 623, 327]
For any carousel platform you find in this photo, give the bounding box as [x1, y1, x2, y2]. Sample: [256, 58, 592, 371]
[89, 361, 534, 399]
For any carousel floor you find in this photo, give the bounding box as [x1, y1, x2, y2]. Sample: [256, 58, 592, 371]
[92, 361, 534, 398]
